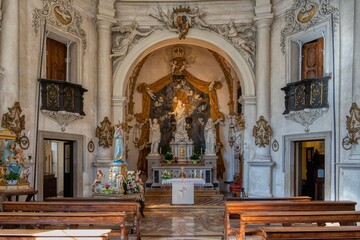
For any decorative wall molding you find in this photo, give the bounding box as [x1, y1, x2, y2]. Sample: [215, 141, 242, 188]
[342, 103, 360, 150]
[41, 110, 84, 132]
[95, 117, 114, 149]
[280, 0, 339, 53]
[252, 116, 272, 147]
[149, 5, 256, 71]
[1, 102, 25, 140]
[32, 0, 87, 53]
[285, 108, 328, 132]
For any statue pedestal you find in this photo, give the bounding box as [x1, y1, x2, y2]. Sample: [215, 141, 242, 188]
[203, 154, 219, 188]
[146, 154, 161, 188]
[108, 161, 127, 190]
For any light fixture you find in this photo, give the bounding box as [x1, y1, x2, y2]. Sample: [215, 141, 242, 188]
[228, 116, 236, 147]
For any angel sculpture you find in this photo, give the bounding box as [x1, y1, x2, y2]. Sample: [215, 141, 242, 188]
[111, 21, 154, 59]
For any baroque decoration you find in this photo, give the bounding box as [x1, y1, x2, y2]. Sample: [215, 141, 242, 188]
[280, 0, 339, 53]
[32, 0, 87, 53]
[342, 103, 360, 150]
[95, 117, 114, 149]
[41, 110, 84, 132]
[132, 45, 226, 178]
[1, 102, 25, 141]
[285, 108, 328, 132]
[148, 5, 256, 70]
[252, 116, 272, 147]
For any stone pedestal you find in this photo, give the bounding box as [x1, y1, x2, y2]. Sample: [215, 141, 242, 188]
[146, 154, 161, 187]
[204, 154, 219, 188]
[108, 161, 127, 190]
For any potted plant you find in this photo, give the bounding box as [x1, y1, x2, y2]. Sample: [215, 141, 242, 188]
[3, 172, 20, 184]
[163, 151, 174, 164]
[190, 153, 200, 164]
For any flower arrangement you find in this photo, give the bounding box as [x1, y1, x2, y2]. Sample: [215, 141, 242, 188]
[101, 182, 113, 194]
[163, 151, 174, 163]
[161, 170, 172, 180]
[123, 172, 141, 194]
[3, 172, 20, 181]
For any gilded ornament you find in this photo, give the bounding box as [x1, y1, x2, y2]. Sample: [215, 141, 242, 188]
[252, 116, 272, 147]
[95, 117, 114, 149]
[1, 102, 25, 141]
[343, 103, 360, 149]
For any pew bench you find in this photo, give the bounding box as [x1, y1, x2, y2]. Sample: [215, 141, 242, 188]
[237, 211, 360, 240]
[0, 229, 112, 239]
[259, 226, 360, 239]
[1, 201, 140, 238]
[225, 196, 311, 202]
[224, 200, 357, 240]
[45, 196, 145, 217]
[0, 212, 127, 240]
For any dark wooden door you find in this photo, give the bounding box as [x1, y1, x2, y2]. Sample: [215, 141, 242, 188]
[302, 37, 324, 79]
[46, 38, 66, 81]
[63, 142, 73, 197]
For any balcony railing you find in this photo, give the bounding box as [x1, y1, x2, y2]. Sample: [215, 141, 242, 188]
[281, 76, 330, 114]
[39, 78, 87, 131]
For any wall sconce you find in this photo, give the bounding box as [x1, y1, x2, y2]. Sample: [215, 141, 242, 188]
[228, 116, 236, 147]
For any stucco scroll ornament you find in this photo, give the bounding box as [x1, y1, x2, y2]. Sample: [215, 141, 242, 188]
[1, 102, 25, 141]
[280, 0, 339, 54]
[342, 103, 360, 150]
[95, 117, 115, 149]
[252, 116, 272, 147]
[110, 21, 155, 64]
[150, 5, 214, 39]
[32, 0, 87, 53]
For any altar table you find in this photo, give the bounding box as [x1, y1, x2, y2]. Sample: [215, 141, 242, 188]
[162, 178, 205, 205]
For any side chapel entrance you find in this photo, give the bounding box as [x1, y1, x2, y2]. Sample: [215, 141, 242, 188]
[294, 140, 325, 200]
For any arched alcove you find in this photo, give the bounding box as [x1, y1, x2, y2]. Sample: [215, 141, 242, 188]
[112, 29, 255, 98]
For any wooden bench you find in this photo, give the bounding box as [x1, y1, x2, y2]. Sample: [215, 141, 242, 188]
[1, 201, 140, 238]
[224, 200, 357, 240]
[0, 212, 127, 240]
[238, 211, 360, 240]
[225, 196, 312, 202]
[45, 196, 145, 217]
[0, 229, 112, 239]
[259, 226, 360, 239]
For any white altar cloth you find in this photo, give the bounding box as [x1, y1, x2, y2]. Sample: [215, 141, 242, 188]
[162, 178, 205, 205]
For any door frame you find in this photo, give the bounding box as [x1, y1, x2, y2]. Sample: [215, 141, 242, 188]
[283, 131, 331, 199]
[37, 131, 84, 200]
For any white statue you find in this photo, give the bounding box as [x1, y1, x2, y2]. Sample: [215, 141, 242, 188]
[169, 100, 187, 134]
[204, 118, 217, 155]
[149, 118, 161, 154]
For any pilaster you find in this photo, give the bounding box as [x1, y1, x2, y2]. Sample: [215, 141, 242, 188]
[96, 19, 113, 163]
[0, 0, 19, 114]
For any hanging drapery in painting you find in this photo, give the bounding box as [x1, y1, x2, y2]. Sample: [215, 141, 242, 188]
[135, 70, 225, 178]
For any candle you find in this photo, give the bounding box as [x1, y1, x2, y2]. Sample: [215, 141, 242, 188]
[199, 170, 202, 179]
[201, 147, 202, 154]
[194, 170, 197, 178]
[160, 147, 162, 154]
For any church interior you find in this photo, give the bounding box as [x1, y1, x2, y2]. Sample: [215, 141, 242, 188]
[1, 0, 360, 239]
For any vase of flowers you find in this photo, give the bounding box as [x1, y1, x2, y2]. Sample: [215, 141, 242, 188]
[123, 172, 140, 194]
[161, 170, 172, 180]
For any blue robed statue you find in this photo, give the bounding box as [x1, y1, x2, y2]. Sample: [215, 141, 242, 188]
[113, 123, 126, 164]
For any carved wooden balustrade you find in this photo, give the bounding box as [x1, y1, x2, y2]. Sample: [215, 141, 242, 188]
[281, 76, 330, 114]
[39, 78, 87, 131]
[281, 76, 330, 132]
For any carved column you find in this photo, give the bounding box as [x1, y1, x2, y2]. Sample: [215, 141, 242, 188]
[95, 19, 113, 165]
[248, 11, 274, 197]
[0, 0, 19, 114]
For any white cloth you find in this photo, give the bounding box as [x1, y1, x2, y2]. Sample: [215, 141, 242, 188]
[162, 178, 205, 185]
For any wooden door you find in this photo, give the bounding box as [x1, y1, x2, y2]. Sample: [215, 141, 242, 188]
[46, 38, 66, 81]
[301, 37, 323, 79]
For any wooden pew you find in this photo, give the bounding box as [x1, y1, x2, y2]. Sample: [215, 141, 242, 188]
[238, 211, 360, 240]
[45, 196, 145, 217]
[225, 196, 311, 202]
[259, 226, 360, 239]
[0, 229, 112, 239]
[224, 200, 357, 240]
[1, 201, 140, 238]
[0, 212, 127, 240]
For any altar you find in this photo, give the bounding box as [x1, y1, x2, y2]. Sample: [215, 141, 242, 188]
[162, 178, 205, 205]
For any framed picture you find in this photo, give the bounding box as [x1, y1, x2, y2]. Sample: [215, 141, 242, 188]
[19, 134, 30, 150]
[272, 139, 279, 152]
[87, 139, 95, 153]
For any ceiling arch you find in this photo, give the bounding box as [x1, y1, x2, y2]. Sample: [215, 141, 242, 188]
[112, 29, 255, 98]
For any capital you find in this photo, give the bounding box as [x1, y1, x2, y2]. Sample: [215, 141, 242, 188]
[253, 14, 274, 29]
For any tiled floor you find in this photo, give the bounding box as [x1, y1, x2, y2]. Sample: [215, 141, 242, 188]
[140, 195, 225, 240]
